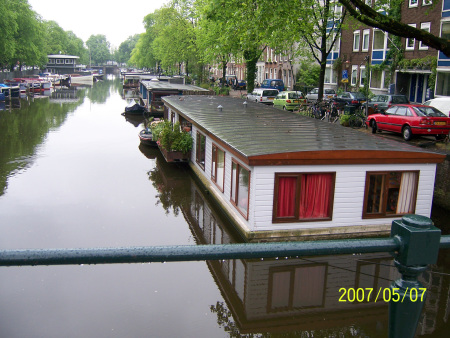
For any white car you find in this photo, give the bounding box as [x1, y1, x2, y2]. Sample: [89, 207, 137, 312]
[306, 88, 336, 103]
[246, 88, 279, 105]
[422, 97, 450, 117]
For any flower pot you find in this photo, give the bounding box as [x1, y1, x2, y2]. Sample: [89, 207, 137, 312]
[159, 146, 191, 163]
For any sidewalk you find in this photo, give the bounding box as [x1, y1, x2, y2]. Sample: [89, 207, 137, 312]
[229, 89, 247, 99]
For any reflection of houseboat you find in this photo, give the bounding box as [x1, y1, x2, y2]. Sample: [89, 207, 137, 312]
[179, 176, 395, 335]
[162, 95, 446, 241]
[139, 81, 213, 117]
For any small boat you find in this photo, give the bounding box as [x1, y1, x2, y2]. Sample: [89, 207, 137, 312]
[139, 128, 157, 146]
[124, 100, 147, 115]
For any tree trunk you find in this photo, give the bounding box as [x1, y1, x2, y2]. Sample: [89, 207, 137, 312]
[244, 48, 263, 93]
[221, 60, 227, 87]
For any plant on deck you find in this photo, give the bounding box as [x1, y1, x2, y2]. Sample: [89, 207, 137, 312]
[151, 120, 193, 154]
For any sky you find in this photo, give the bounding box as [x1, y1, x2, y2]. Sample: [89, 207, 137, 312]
[28, 0, 169, 49]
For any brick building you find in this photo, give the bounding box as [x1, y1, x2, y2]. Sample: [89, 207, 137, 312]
[338, 0, 442, 102]
[436, 0, 450, 96]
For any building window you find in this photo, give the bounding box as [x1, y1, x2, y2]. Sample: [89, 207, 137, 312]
[351, 66, 358, 86]
[370, 69, 383, 89]
[196, 132, 206, 170]
[363, 171, 419, 218]
[362, 29, 370, 51]
[373, 30, 385, 50]
[442, 21, 450, 40]
[268, 264, 327, 311]
[273, 173, 335, 222]
[211, 144, 225, 192]
[422, 0, 432, 5]
[48, 59, 55, 64]
[419, 22, 430, 50]
[360, 66, 366, 87]
[436, 72, 450, 96]
[231, 160, 250, 219]
[353, 31, 361, 52]
[409, 0, 418, 7]
[406, 24, 416, 50]
[324, 67, 337, 84]
[56, 59, 64, 64]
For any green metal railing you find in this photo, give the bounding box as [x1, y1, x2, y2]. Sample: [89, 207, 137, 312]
[1, 214, 449, 337]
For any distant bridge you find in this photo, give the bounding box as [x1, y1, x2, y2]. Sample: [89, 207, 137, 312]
[91, 65, 119, 75]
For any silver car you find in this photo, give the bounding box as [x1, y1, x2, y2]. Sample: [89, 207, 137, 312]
[306, 88, 336, 103]
[246, 88, 279, 105]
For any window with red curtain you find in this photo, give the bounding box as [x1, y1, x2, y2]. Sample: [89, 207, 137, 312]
[273, 173, 335, 222]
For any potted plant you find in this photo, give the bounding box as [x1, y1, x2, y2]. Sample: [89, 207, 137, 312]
[151, 120, 193, 162]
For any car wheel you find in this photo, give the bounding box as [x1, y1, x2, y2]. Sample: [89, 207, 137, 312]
[371, 120, 377, 134]
[402, 126, 412, 141]
[435, 134, 447, 141]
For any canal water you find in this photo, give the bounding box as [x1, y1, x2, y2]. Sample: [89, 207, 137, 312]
[0, 76, 449, 338]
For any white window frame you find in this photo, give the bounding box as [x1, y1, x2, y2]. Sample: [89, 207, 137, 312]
[406, 24, 417, 51]
[353, 31, 361, 52]
[372, 29, 387, 51]
[419, 22, 431, 50]
[351, 65, 358, 86]
[409, 0, 418, 8]
[369, 69, 385, 89]
[422, 0, 432, 5]
[362, 29, 370, 52]
[360, 66, 366, 87]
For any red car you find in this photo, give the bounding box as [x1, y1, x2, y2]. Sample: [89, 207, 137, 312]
[366, 104, 450, 141]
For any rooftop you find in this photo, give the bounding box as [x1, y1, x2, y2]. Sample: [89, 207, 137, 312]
[163, 95, 445, 165]
[141, 81, 210, 92]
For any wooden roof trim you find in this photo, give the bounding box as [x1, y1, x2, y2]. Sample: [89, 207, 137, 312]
[248, 150, 445, 166]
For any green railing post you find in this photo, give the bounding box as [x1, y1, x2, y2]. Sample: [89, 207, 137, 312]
[389, 214, 441, 338]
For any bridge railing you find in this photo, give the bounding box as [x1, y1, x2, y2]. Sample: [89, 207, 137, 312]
[1, 214, 449, 337]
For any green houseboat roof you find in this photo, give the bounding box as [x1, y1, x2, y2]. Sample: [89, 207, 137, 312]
[162, 95, 445, 166]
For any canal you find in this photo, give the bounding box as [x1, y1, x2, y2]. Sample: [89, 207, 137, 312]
[0, 76, 449, 337]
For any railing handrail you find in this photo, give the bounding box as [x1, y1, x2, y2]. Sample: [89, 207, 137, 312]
[0, 235, 449, 267]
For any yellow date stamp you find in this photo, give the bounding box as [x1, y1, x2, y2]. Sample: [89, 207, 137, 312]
[339, 287, 426, 303]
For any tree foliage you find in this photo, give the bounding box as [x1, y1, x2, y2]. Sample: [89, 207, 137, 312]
[114, 34, 140, 65]
[86, 34, 111, 66]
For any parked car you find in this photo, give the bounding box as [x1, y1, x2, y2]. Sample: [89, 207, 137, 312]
[273, 91, 306, 111]
[234, 79, 246, 90]
[305, 88, 336, 103]
[260, 79, 284, 92]
[422, 97, 450, 117]
[367, 94, 409, 115]
[332, 92, 367, 109]
[366, 104, 450, 141]
[246, 88, 279, 105]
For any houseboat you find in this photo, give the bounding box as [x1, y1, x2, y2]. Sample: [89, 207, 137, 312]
[161, 95, 446, 242]
[140, 80, 213, 117]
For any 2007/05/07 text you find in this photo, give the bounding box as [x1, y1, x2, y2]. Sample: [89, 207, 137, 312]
[339, 287, 426, 303]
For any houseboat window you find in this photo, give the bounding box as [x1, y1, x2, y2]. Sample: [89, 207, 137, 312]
[231, 161, 250, 219]
[268, 264, 327, 311]
[363, 171, 418, 218]
[211, 144, 225, 192]
[196, 132, 206, 170]
[273, 173, 335, 222]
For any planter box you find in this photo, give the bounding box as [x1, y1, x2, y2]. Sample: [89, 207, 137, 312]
[159, 146, 191, 163]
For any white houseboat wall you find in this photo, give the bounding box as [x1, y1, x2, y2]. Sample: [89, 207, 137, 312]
[162, 95, 445, 242]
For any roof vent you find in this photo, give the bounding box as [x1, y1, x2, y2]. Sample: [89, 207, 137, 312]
[243, 101, 247, 108]
[217, 105, 223, 111]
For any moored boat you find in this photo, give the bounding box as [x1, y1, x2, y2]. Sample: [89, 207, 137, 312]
[124, 100, 147, 115]
[139, 128, 157, 146]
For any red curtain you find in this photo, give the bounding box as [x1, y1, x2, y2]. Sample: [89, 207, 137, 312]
[277, 177, 297, 217]
[299, 174, 332, 219]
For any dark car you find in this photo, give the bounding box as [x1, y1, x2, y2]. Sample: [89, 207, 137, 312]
[367, 94, 409, 115]
[332, 92, 367, 109]
[366, 104, 450, 141]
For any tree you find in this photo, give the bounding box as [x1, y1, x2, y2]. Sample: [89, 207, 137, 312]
[7, 0, 46, 69]
[66, 31, 89, 65]
[339, 0, 450, 57]
[114, 34, 140, 65]
[86, 34, 111, 66]
[43, 20, 69, 55]
[283, 0, 346, 101]
[0, 0, 19, 67]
